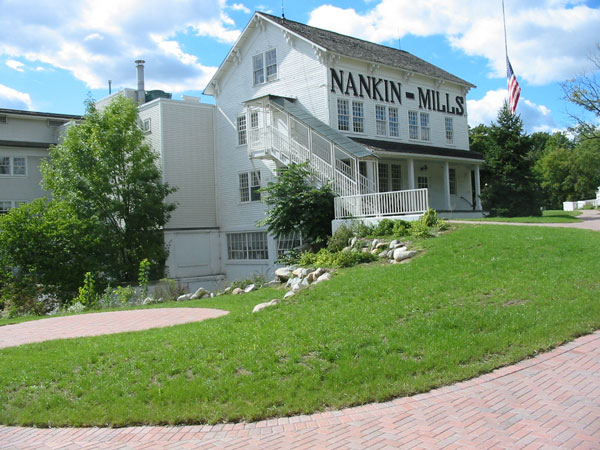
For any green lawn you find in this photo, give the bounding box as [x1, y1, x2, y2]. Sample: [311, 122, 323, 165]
[1, 225, 599, 427]
[457, 209, 583, 223]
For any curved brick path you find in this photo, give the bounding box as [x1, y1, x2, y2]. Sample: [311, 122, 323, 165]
[1, 330, 598, 449]
[0, 308, 229, 349]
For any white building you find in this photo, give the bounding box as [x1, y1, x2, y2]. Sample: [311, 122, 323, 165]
[2, 12, 484, 289]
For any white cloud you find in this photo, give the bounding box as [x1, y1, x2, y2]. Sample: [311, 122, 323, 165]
[6, 59, 25, 72]
[0, 0, 239, 93]
[467, 88, 558, 133]
[231, 3, 250, 13]
[308, 0, 600, 86]
[0, 84, 33, 110]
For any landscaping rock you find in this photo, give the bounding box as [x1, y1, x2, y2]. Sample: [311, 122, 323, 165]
[264, 280, 282, 288]
[300, 277, 310, 288]
[232, 288, 244, 295]
[342, 246, 351, 252]
[275, 267, 293, 282]
[223, 286, 232, 294]
[314, 272, 331, 284]
[350, 237, 358, 247]
[283, 291, 295, 299]
[375, 242, 388, 250]
[177, 293, 192, 301]
[293, 267, 312, 278]
[393, 248, 417, 262]
[190, 287, 208, 300]
[244, 284, 256, 293]
[389, 240, 398, 249]
[252, 298, 281, 313]
[288, 277, 303, 291]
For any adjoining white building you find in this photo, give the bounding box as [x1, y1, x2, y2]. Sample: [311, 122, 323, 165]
[2, 12, 484, 289]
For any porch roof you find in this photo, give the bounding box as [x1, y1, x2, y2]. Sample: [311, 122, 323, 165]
[352, 138, 485, 162]
[262, 95, 375, 159]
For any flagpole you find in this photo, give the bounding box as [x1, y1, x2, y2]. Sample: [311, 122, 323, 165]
[502, 0, 509, 60]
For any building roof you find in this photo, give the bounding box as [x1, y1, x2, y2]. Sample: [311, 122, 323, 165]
[0, 108, 81, 120]
[265, 95, 374, 159]
[0, 140, 52, 149]
[353, 137, 484, 162]
[257, 12, 475, 89]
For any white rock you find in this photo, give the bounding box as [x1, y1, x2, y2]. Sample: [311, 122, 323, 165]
[314, 272, 331, 284]
[300, 277, 310, 288]
[393, 249, 417, 261]
[190, 287, 208, 300]
[394, 244, 407, 251]
[264, 280, 282, 288]
[223, 287, 232, 294]
[244, 284, 256, 293]
[389, 240, 398, 249]
[375, 242, 388, 250]
[350, 237, 358, 247]
[232, 288, 244, 295]
[252, 298, 281, 313]
[275, 267, 293, 282]
[177, 294, 192, 302]
[283, 291, 295, 299]
[288, 277, 303, 291]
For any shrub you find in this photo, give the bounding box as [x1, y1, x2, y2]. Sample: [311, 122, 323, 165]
[151, 278, 188, 302]
[297, 248, 376, 268]
[328, 224, 354, 252]
[392, 220, 412, 237]
[0, 272, 57, 317]
[410, 221, 432, 239]
[138, 259, 151, 299]
[420, 208, 439, 227]
[351, 221, 375, 238]
[74, 272, 98, 308]
[373, 219, 395, 236]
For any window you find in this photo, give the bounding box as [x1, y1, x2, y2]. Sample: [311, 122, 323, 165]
[239, 170, 261, 202]
[445, 117, 454, 144]
[379, 163, 402, 192]
[227, 232, 268, 260]
[0, 201, 12, 214]
[417, 176, 429, 189]
[376, 105, 387, 136]
[0, 156, 26, 176]
[352, 101, 364, 133]
[337, 99, 349, 131]
[449, 168, 457, 195]
[409, 111, 430, 141]
[250, 111, 259, 129]
[253, 49, 277, 85]
[389, 107, 399, 137]
[142, 118, 151, 133]
[277, 231, 303, 257]
[378, 163, 389, 192]
[391, 164, 402, 191]
[237, 115, 247, 145]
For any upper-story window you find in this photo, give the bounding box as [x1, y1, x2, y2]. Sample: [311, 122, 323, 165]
[337, 99, 349, 131]
[239, 170, 261, 203]
[408, 111, 430, 142]
[352, 101, 364, 133]
[253, 49, 277, 85]
[0, 156, 26, 176]
[237, 115, 247, 145]
[445, 117, 454, 144]
[376, 105, 399, 137]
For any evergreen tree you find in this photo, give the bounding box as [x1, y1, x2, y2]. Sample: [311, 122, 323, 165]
[478, 104, 541, 216]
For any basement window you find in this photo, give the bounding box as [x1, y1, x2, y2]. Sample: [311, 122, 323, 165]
[227, 232, 268, 260]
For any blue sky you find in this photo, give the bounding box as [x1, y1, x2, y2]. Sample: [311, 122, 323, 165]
[1, 0, 599, 133]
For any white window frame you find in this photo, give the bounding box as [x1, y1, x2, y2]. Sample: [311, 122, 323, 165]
[445, 117, 454, 144]
[352, 101, 364, 133]
[409, 111, 431, 142]
[239, 170, 261, 203]
[337, 98, 349, 131]
[389, 107, 399, 137]
[375, 105, 387, 136]
[0, 200, 13, 214]
[227, 232, 269, 260]
[253, 49, 277, 86]
[142, 118, 151, 133]
[417, 176, 429, 189]
[237, 115, 247, 146]
[0, 156, 27, 176]
[277, 231, 303, 258]
[378, 162, 402, 192]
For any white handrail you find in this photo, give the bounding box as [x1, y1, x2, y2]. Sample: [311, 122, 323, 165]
[334, 189, 429, 219]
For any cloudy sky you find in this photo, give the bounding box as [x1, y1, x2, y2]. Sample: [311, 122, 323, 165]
[1, 0, 599, 133]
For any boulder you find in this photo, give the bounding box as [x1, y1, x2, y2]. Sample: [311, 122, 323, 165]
[232, 287, 244, 295]
[389, 240, 398, 249]
[293, 267, 312, 278]
[375, 242, 388, 250]
[350, 237, 358, 247]
[300, 277, 310, 288]
[314, 272, 331, 284]
[223, 286, 232, 294]
[288, 277, 303, 291]
[264, 280, 282, 288]
[283, 291, 295, 299]
[177, 293, 192, 302]
[275, 267, 293, 282]
[393, 248, 417, 262]
[252, 298, 281, 313]
[244, 284, 256, 293]
[190, 287, 208, 300]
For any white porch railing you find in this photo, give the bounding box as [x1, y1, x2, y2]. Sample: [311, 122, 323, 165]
[334, 189, 429, 219]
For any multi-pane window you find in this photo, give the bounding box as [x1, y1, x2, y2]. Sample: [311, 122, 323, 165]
[0, 201, 12, 214]
[417, 176, 429, 189]
[408, 111, 430, 141]
[239, 170, 261, 202]
[253, 49, 277, 85]
[449, 168, 457, 195]
[408, 111, 419, 140]
[227, 232, 268, 260]
[376, 105, 387, 136]
[378, 163, 389, 192]
[277, 231, 303, 257]
[337, 99, 349, 131]
[352, 101, 364, 133]
[445, 117, 454, 144]
[250, 111, 259, 129]
[237, 115, 247, 145]
[389, 107, 399, 137]
[391, 164, 402, 191]
[0, 156, 26, 176]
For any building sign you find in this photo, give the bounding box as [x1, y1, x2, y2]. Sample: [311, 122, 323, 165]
[330, 68, 465, 116]
[330, 69, 402, 104]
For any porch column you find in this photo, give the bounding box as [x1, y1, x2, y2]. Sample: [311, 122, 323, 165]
[407, 159, 415, 190]
[443, 161, 451, 211]
[474, 165, 482, 210]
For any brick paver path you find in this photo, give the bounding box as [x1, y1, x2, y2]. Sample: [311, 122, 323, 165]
[1, 330, 598, 449]
[0, 308, 229, 349]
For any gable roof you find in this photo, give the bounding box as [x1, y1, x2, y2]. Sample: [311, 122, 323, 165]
[256, 12, 475, 89]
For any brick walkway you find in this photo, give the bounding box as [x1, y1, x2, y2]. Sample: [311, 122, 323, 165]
[1, 330, 598, 449]
[0, 308, 229, 349]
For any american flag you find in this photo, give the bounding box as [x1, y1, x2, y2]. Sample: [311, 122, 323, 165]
[506, 57, 521, 114]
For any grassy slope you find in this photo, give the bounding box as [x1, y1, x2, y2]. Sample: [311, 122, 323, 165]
[1, 225, 599, 427]
[457, 210, 584, 223]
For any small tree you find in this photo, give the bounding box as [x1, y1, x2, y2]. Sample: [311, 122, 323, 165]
[41, 96, 177, 282]
[259, 162, 335, 249]
[475, 104, 541, 217]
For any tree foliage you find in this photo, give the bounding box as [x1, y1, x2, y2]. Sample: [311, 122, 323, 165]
[41, 95, 176, 282]
[259, 162, 334, 248]
[471, 104, 541, 217]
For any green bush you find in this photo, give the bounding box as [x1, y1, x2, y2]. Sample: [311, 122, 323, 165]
[373, 219, 395, 236]
[328, 224, 354, 252]
[351, 221, 375, 238]
[420, 208, 439, 227]
[392, 220, 412, 237]
[0, 272, 57, 317]
[298, 248, 376, 268]
[410, 221, 432, 239]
